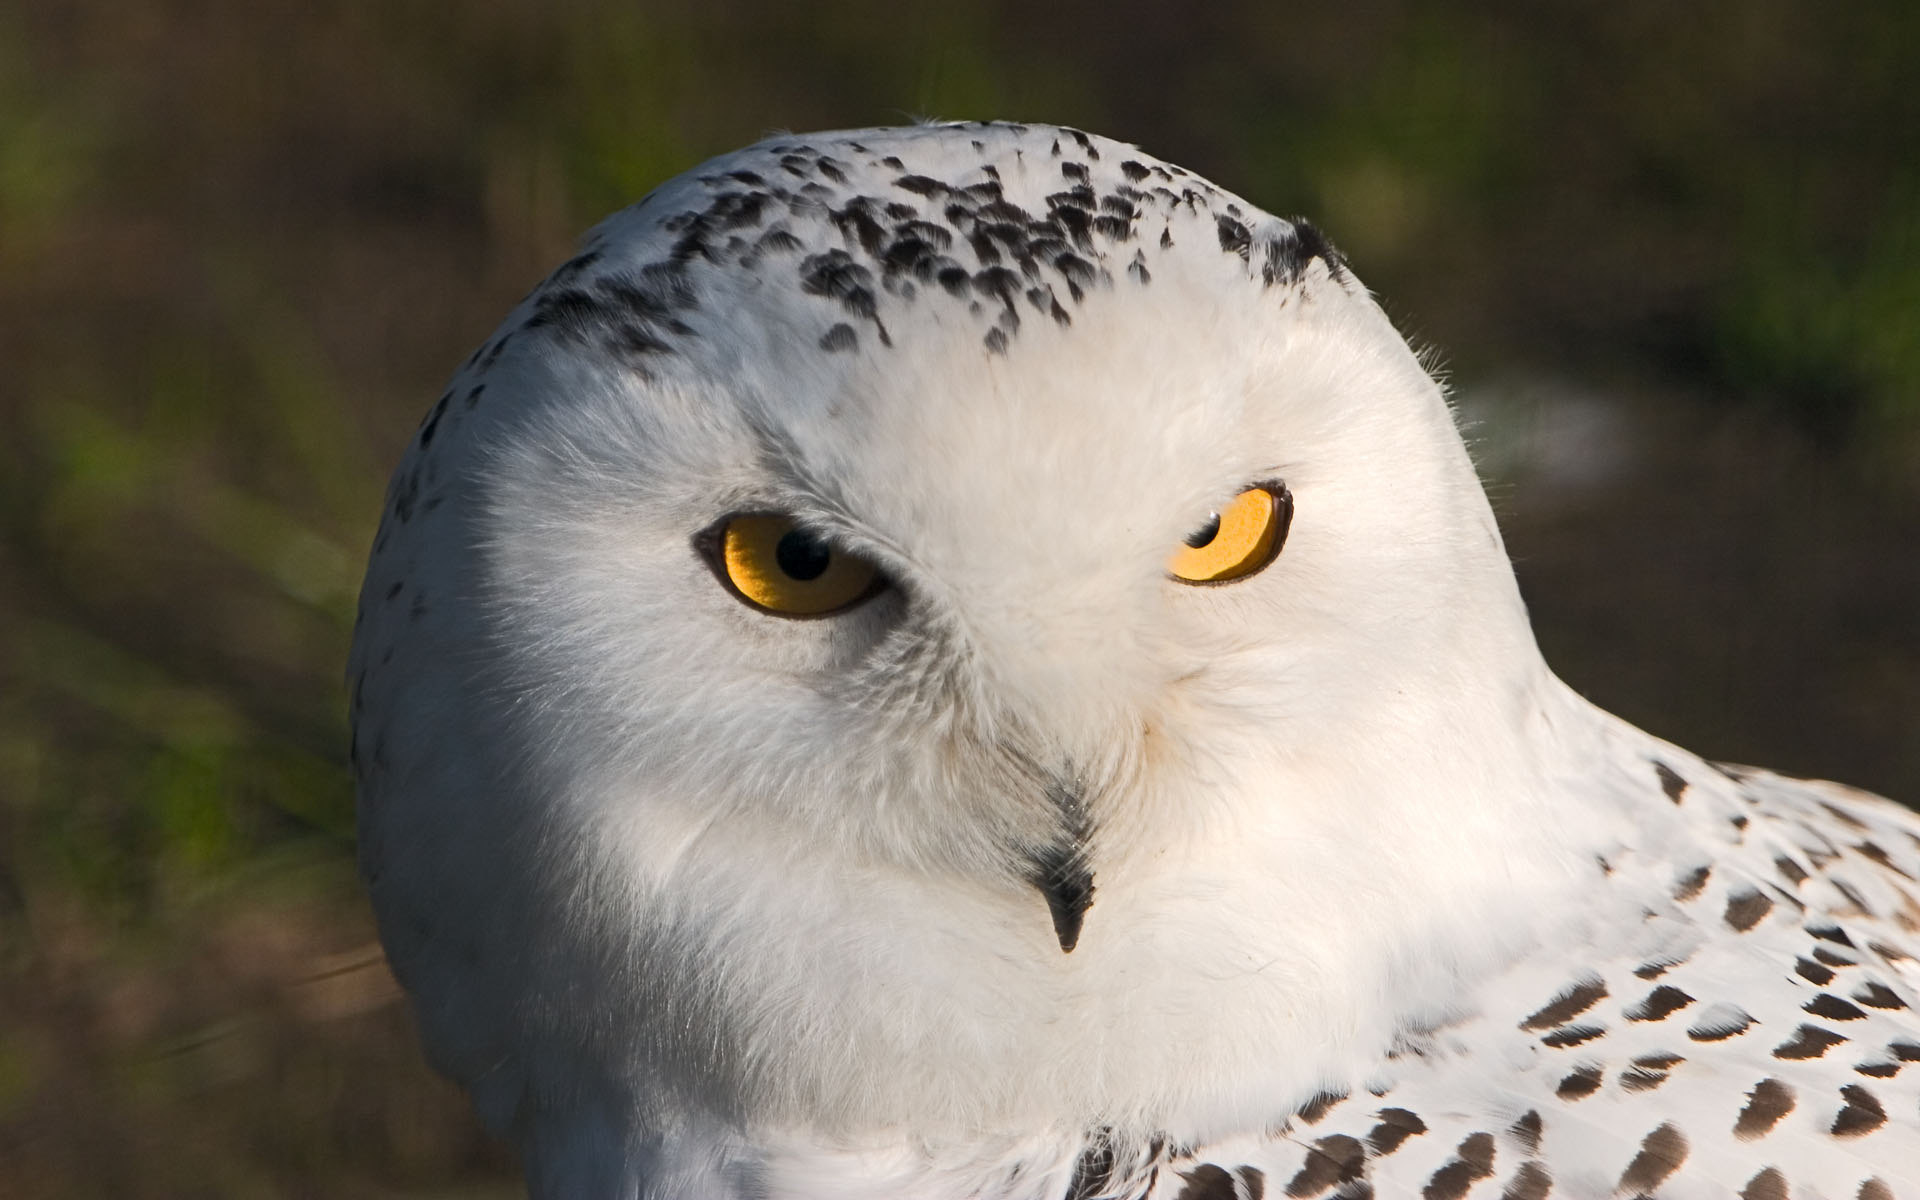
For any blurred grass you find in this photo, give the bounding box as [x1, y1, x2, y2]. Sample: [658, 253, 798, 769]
[0, 0, 1914, 1194]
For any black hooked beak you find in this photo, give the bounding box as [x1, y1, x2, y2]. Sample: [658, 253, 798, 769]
[1027, 773, 1096, 953]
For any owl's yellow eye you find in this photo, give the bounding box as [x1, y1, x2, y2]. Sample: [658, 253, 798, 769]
[711, 514, 883, 617]
[1167, 482, 1292, 585]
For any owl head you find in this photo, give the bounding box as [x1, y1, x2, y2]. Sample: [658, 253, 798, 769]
[350, 122, 1598, 1187]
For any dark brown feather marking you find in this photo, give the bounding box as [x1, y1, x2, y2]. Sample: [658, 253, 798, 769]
[1615, 1123, 1687, 1193]
[1803, 993, 1867, 1021]
[1725, 888, 1773, 932]
[1539, 1024, 1605, 1048]
[1499, 1162, 1551, 1200]
[1687, 1006, 1753, 1041]
[1507, 1110, 1541, 1155]
[1239, 1166, 1264, 1200]
[1853, 981, 1906, 1009]
[1672, 865, 1711, 901]
[1830, 1083, 1887, 1137]
[1739, 1166, 1788, 1200]
[1419, 1133, 1495, 1200]
[1294, 1089, 1348, 1125]
[1519, 978, 1608, 1031]
[1859, 1179, 1896, 1200]
[1365, 1108, 1427, 1156]
[1773, 1023, 1848, 1059]
[1555, 1064, 1603, 1099]
[1653, 761, 1687, 803]
[1734, 1078, 1796, 1139]
[1282, 1134, 1364, 1198]
[1796, 956, 1838, 984]
[1625, 985, 1694, 1022]
[1175, 1164, 1237, 1200]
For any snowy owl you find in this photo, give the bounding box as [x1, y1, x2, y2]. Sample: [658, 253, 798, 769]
[349, 122, 1920, 1199]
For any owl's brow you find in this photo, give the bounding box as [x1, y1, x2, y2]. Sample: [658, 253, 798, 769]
[735, 406, 922, 566]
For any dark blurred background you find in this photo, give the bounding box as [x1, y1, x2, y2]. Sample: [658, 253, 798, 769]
[1, 1, 1914, 1195]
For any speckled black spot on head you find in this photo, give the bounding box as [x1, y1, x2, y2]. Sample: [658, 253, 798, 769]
[1060, 161, 1090, 183]
[1740, 1166, 1788, 1200]
[1804, 992, 1868, 1021]
[1813, 945, 1857, 969]
[1809, 921, 1858, 947]
[1127, 249, 1151, 285]
[1615, 1123, 1686, 1194]
[1774, 1023, 1848, 1059]
[1652, 760, 1687, 802]
[1216, 215, 1252, 259]
[1725, 887, 1773, 932]
[418, 389, 451, 447]
[1852, 981, 1906, 1009]
[1831, 877, 1873, 912]
[819, 324, 857, 352]
[1282, 1134, 1364, 1198]
[893, 174, 946, 197]
[479, 330, 514, 370]
[1294, 1089, 1348, 1125]
[1555, 1064, 1603, 1099]
[1632, 955, 1682, 980]
[1500, 1162, 1551, 1200]
[1265, 220, 1346, 286]
[1672, 864, 1710, 901]
[1052, 252, 1096, 300]
[1830, 1082, 1886, 1136]
[1626, 985, 1693, 1022]
[1621, 1052, 1683, 1091]
[1507, 1111, 1541, 1155]
[1365, 1108, 1426, 1155]
[1540, 1024, 1605, 1048]
[935, 265, 972, 297]
[1855, 840, 1915, 879]
[1520, 976, 1607, 1031]
[1797, 955, 1838, 984]
[799, 250, 879, 317]
[756, 226, 803, 255]
[1421, 1132, 1495, 1200]
[1874, 938, 1916, 962]
[1687, 1005, 1753, 1041]
[1819, 799, 1871, 830]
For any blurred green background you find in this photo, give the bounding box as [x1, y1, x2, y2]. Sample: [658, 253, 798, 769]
[1, 1, 1914, 1195]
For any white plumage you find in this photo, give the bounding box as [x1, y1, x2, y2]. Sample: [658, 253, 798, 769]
[349, 122, 1920, 1199]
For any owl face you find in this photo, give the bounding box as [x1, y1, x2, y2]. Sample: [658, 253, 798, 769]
[354, 123, 1576, 1147]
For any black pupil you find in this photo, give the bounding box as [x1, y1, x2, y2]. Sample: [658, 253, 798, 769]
[1185, 513, 1221, 549]
[774, 529, 833, 581]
